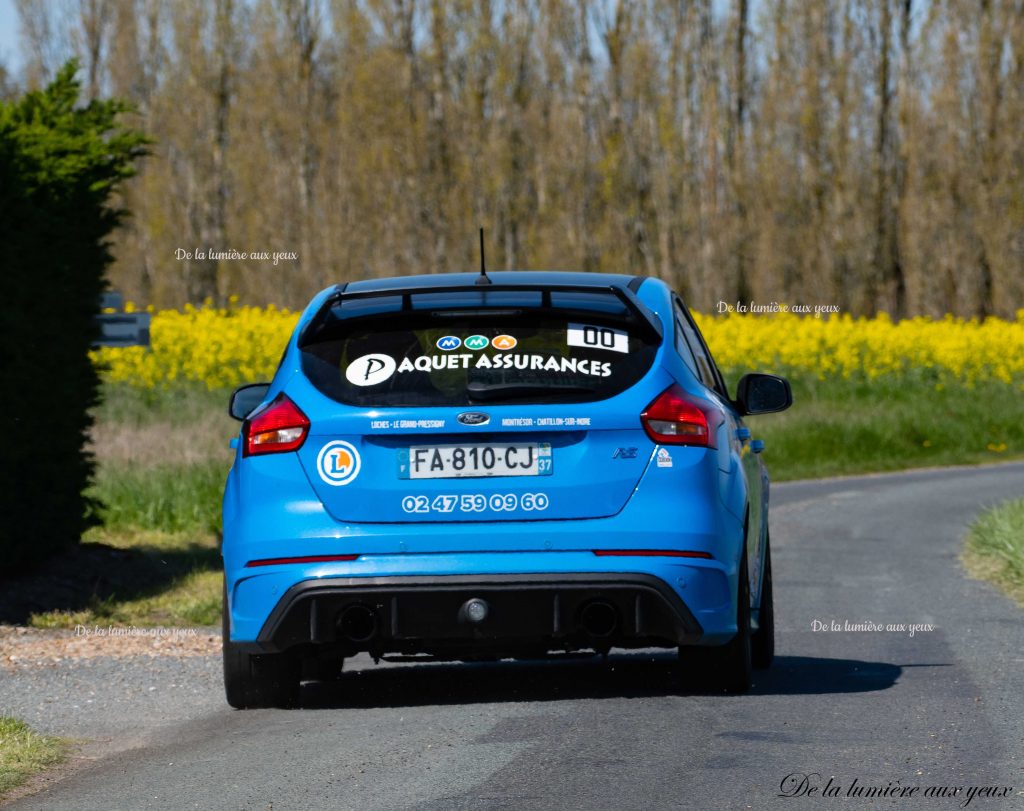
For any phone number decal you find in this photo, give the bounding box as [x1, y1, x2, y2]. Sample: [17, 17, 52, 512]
[401, 493, 550, 514]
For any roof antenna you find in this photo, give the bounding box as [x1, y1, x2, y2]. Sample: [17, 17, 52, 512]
[476, 227, 492, 286]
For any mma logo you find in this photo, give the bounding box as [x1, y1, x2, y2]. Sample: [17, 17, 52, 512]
[436, 336, 462, 351]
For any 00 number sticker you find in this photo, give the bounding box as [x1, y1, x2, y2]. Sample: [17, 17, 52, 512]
[401, 492, 549, 514]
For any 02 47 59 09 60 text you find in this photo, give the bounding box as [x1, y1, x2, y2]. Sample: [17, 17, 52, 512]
[400, 493, 550, 515]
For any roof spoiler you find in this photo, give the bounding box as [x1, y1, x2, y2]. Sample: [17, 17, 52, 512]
[298, 282, 663, 347]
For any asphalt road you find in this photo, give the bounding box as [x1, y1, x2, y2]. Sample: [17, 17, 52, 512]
[8, 462, 1024, 811]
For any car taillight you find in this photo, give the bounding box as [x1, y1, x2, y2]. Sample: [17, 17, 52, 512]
[641, 384, 723, 447]
[243, 393, 309, 457]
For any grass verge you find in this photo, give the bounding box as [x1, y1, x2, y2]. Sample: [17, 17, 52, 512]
[6, 529, 223, 629]
[0, 718, 67, 799]
[92, 462, 227, 537]
[742, 377, 1024, 481]
[7, 384, 235, 629]
[27, 563, 222, 629]
[963, 498, 1024, 606]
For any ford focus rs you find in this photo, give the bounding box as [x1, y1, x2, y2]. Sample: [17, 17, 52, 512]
[222, 271, 792, 707]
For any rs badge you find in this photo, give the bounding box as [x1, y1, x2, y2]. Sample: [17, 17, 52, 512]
[317, 441, 361, 486]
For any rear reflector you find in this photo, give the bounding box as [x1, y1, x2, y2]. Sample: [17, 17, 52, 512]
[245, 554, 359, 568]
[593, 550, 713, 559]
[244, 393, 310, 456]
[640, 384, 724, 448]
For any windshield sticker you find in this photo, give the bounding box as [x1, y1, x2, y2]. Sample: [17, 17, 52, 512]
[436, 335, 461, 351]
[657, 448, 673, 468]
[388, 353, 613, 377]
[345, 353, 397, 386]
[567, 323, 629, 354]
[398, 354, 474, 372]
[472, 354, 611, 376]
[492, 334, 517, 350]
[464, 335, 490, 350]
[317, 441, 362, 486]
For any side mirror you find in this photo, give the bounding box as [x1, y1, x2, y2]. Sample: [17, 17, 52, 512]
[735, 373, 793, 416]
[229, 383, 271, 421]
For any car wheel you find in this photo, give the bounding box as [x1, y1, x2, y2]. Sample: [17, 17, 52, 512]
[222, 579, 300, 709]
[679, 545, 752, 694]
[751, 531, 775, 669]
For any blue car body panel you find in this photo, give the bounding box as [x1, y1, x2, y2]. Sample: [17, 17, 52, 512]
[222, 271, 768, 653]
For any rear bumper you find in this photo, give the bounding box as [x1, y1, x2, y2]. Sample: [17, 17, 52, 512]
[240, 572, 704, 656]
[226, 550, 740, 653]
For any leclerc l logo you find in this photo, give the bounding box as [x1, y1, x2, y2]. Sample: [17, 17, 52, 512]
[345, 353, 396, 386]
[436, 335, 461, 351]
[317, 441, 361, 486]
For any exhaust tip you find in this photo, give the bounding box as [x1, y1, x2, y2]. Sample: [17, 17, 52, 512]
[580, 600, 618, 637]
[458, 598, 490, 624]
[337, 604, 377, 643]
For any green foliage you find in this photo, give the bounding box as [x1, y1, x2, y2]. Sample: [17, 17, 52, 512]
[747, 377, 1024, 481]
[964, 498, 1024, 606]
[0, 717, 66, 798]
[93, 461, 227, 536]
[0, 61, 148, 573]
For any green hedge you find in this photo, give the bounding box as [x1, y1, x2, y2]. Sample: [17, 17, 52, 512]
[0, 62, 147, 573]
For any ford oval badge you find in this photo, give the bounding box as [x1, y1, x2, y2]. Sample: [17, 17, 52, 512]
[457, 412, 490, 426]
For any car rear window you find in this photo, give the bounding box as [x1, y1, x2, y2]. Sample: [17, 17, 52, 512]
[300, 308, 659, 407]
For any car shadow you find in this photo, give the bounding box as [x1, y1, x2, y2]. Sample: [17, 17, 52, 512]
[297, 653, 909, 709]
[0, 540, 221, 624]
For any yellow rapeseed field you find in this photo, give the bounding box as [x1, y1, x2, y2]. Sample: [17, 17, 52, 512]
[694, 311, 1024, 386]
[92, 305, 1024, 390]
[93, 302, 299, 390]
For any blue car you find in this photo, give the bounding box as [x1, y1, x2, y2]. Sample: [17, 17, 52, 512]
[222, 271, 792, 707]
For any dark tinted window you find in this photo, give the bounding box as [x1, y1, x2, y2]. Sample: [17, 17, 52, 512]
[301, 310, 658, 407]
[674, 297, 725, 395]
[673, 318, 699, 377]
[672, 299, 699, 377]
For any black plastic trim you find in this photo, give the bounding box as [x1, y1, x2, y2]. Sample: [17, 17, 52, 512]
[246, 572, 703, 654]
[298, 282, 347, 346]
[299, 282, 663, 348]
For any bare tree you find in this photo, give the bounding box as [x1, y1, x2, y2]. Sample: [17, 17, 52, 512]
[9, 0, 1020, 315]
[76, 0, 112, 100]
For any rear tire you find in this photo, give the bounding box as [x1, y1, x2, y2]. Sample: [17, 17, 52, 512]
[751, 532, 775, 669]
[679, 546, 752, 694]
[223, 579, 300, 709]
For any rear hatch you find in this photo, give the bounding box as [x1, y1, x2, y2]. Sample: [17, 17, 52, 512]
[293, 284, 666, 524]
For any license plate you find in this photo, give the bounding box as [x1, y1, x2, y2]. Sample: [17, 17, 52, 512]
[398, 443, 552, 479]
